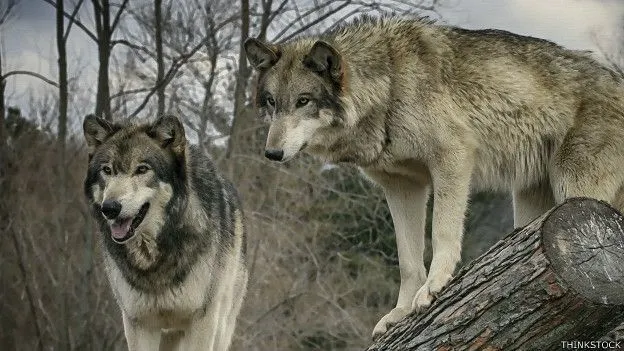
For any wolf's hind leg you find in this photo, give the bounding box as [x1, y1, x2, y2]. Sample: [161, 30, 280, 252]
[550, 103, 624, 207]
[612, 184, 624, 213]
[513, 183, 556, 228]
[551, 166, 620, 205]
[550, 135, 623, 207]
[365, 170, 429, 338]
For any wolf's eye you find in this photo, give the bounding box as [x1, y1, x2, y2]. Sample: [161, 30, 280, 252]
[266, 96, 275, 107]
[296, 97, 310, 108]
[101, 165, 112, 175]
[135, 165, 150, 175]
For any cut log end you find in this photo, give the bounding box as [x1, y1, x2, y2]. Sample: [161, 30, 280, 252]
[543, 197, 624, 305]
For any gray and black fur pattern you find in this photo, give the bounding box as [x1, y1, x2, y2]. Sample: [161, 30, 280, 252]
[83, 115, 248, 350]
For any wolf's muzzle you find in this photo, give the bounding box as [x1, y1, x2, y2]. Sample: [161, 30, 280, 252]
[102, 199, 122, 219]
[265, 149, 284, 161]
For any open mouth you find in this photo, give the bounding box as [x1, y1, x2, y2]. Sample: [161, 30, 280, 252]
[110, 203, 150, 244]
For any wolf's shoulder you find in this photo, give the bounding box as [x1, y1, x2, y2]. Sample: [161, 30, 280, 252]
[187, 146, 242, 206]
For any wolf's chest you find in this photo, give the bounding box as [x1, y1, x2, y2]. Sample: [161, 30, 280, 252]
[104, 255, 214, 330]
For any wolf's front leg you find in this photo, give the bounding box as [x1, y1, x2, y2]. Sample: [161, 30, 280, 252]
[122, 313, 162, 351]
[412, 154, 472, 310]
[365, 170, 429, 338]
[179, 308, 220, 351]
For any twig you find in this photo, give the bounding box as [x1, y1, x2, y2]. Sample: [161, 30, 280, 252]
[41, 0, 98, 42]
[110, 0, 129, 33]
[63, 0, 85, 42]
[128, 36, 209, 118]
[0, 70, 58, 87]
[270, 1, 337, 42]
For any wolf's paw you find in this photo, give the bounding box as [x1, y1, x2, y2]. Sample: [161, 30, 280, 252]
[411, 273, 453, 311]
[372, 306, 411, 339]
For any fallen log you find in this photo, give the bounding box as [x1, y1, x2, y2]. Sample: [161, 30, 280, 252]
[367, 197, 624, 351]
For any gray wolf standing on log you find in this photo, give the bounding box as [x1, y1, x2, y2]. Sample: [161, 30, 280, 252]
[83, 115, 248, 350]
[244, 15, 624, 337]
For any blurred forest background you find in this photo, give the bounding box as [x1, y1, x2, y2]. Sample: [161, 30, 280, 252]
[1, 0, 623, 350]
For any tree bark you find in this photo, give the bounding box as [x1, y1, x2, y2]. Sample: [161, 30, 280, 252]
[368, 197, 624, 351]
[0, 48, 5, 151]
[56, 0, 68, 146]
[92, 0, 116, 120]
[154, 0, 165, 117]
[225, 0, 250, 159]
[55, 2, 70, 347]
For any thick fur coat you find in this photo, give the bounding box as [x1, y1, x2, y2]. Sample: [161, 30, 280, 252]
[244, 16, 624, 336]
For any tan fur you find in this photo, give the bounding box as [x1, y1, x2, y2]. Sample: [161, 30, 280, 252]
[245, 16, 624, 337]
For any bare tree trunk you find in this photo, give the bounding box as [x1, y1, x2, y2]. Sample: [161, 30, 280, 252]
[197, 30, 219, 149]
[1, 4, 28, 346]
[368, 197, 624, 351]
[198, 83, 212, 148]
[55, 1, 71, 348]
[225, 0, 249, 158]
[154, 0, 165, 117]
[0, 50, 5, 153]
[258, 0, 272, 41]
[42, 0, 124, 120]
[93, 0, 112, 119]
[56, 0, 68, 146]
[0, 0, 12, 163]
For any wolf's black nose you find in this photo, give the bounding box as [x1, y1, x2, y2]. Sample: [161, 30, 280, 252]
[101, 200, 122, 219]
[265, 149, 284, 161]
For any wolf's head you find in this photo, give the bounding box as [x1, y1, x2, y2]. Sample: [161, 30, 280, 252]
[83, 115, 186, 245]
[244, 38, 348, 162]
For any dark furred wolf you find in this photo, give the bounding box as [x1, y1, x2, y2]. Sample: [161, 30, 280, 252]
[83, 115, 248, 351]
[244, 15, 624, 337]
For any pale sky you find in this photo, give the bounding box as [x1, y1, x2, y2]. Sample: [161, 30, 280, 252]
[2, 0, 624, 118]
[439, 0, 623, 51]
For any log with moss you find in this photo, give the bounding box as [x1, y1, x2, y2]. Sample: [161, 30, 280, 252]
[368, 197, 624, 351]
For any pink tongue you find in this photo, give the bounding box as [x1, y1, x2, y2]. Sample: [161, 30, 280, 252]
[110, 218, 133, 239]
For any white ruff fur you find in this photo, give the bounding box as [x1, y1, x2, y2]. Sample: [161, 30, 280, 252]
[105, 209, 247, 351]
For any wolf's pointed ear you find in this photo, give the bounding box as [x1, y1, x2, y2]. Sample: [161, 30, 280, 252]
[83, 114, 115, 152]
[303, 41, 343, 82]
[149, 115, 186, 156]
[244, 38, 280, 70]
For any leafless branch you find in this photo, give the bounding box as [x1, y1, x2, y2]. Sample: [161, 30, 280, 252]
[128, 37, 209, 118]
[1, 70, 59, 87]
[0, 0, 19, 27]
[41, 0, 98, 42]
[110, 0, 129, 33]
[63, 0, 85, 42]
[110, 39, 154, 58]
[270, 1, 336, 42]
[266, 0, 288, 25]
[110, 87, 152, 100]
[278, 1, 352, 43]
[324, 8, 369, 34]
